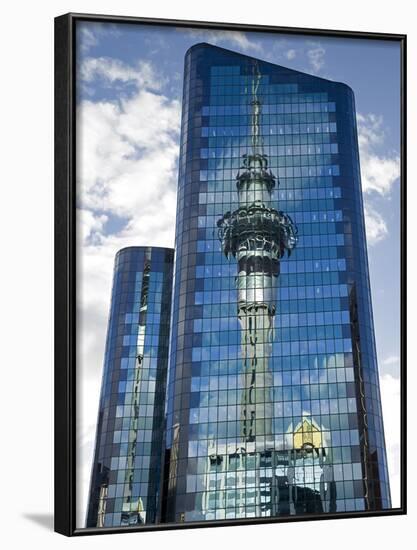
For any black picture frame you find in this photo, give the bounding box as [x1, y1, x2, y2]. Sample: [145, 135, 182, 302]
[54, 12, 407, 537]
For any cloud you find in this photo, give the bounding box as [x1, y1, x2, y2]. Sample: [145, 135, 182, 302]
[380, 373, 401, 508]
[255, 39, 297, 66]
[182, 28, 263, 54]
[79, 57, 166, 91]
[78, 209, 108, 246]
[364, 203, 388, 245]
[78, 26, 100, 53]
[285, 49, 296, 60]
[361, 154, 400, 196]
[77, 92, 180, 213]
[382, 355, 400, 366]
[306, 41, 326, 73]
[357, 113, 384, 148]
[357, 113, 400, 246]
[76, 59, 180, 525]
[76, 78, 180, 384]
[77, 22, 122, 53]
[357, 113, 400, 195]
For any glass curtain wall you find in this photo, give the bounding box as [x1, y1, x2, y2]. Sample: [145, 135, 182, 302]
[87, 246, 174, 528]
[163, 43, 390, 523]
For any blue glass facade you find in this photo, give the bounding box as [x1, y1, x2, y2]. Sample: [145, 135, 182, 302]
[162, 44, 390, 523]
[86, 246, 174, 527]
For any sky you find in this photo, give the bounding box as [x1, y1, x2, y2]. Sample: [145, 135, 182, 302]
[75, 21, 401, 526]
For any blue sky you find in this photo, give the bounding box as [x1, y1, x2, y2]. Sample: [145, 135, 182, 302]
[75, 21, 401, 524]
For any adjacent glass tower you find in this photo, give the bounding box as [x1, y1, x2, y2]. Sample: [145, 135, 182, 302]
[86, 246, 174, 528]
[162, 43, 390, 523]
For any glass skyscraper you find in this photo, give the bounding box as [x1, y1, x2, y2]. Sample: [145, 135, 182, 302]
[87, 43, 391, 529]
[162, 43, 390, 522]
[86, 246, 174, 528]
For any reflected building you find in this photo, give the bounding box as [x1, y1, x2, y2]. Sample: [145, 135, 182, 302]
[162, 43, 390, 523]
[86, 247, 174, 528]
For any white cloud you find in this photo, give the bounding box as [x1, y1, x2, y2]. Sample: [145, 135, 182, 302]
[77, 91, 180, 214]
[382, 355, 400, 366]
[79, 57, 165, 91]
[306, 41, 325, 73]
[380, 373, 401, 508]
[357, 113, 400, 246]
[364, 203, 388, 245]
[76, 59, 180, 526]
[285, 49, 296, 60]
[183, 29, 263, 54]
[78, 27, 100, 53]
[78, 23, 122, 53]
[78, 208, 108, 246]
[76, 79, 180, 381]
[357, 112, 384, 148]
[357, 113, 400, 195]
[361, 154, 400, 196]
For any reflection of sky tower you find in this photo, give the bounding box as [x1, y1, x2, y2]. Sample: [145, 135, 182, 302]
[121, 255, 151, 526]
[217, 63, 298, 447]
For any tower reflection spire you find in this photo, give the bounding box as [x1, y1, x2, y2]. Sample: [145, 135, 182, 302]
[217, 62, 298, 448]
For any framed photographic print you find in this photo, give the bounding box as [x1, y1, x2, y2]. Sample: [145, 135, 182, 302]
[54, 12, 406, 536]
